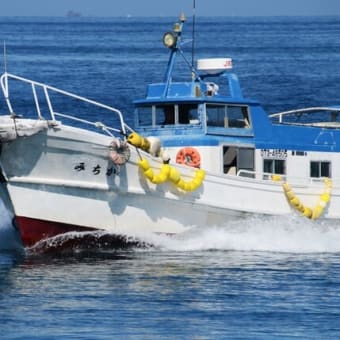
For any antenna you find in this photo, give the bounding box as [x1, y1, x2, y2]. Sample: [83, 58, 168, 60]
[191, 0, 196, 71]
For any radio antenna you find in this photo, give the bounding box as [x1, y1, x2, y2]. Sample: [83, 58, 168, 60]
[191, 0, 196, 71]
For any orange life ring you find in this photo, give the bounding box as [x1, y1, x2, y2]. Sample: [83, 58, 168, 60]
[176, 147, 201, 168]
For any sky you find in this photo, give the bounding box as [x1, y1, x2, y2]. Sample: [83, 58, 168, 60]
[1, 0, 340, 17]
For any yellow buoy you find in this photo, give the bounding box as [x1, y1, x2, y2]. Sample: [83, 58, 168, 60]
[138, 158, 150, 171]
[128, 132, 150, 152]
[169, 167, 181, 184]
[282, 178, 332, 220]
[137, 158, 205, 192]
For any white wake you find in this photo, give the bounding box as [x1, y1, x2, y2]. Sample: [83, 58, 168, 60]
[2, 201, 340, 253]
[136, 215, 340, 254]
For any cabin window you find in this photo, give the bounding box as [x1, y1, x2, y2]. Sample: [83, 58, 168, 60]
[136, 104, 199, 127]
[223, 146, 237, 174]
[179, 104, 199, 124]
[263, 159, 286, 175]
[157, 105, 175, 125]
[159, 104, 199, 125]
[223, 146, 254, 177]
[227, 106, 250, 128]
[206, 104, 250, 128]
[310, 161, 331, 178]
[206, 104, 227, 127]
[137, 106, 153, 126]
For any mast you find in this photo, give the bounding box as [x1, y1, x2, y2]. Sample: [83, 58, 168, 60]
[162, 14, 186, 97]
[192, 0, 196, 71]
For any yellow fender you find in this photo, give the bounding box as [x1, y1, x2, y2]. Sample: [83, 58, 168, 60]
[137, 158, 205, 191]
[302, 207, 313, 218]
[282, 179, 332, 220]
[138, 158, 170, 184]
[128, 132, 150, 152]
[138, 158, 150, 171]
[168, 167, 181, 184]
[170, 168, 206, 192]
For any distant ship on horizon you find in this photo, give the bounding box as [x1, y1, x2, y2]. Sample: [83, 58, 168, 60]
[66, 10, 81, 18]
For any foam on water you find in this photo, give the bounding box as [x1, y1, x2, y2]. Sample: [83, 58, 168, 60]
[2, 199, 340, 254]
[136, 215, 340, 254]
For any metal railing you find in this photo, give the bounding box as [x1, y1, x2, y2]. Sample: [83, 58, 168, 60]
[269, 107, 340, 124]
[0, 72, 132, 137]
[236, 169, 339, 187]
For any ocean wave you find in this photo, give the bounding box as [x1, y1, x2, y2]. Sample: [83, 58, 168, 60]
[11, 214, 340, 255]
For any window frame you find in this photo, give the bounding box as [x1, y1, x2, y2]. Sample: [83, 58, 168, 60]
[205, 103, 251, 129]
[263, 159, 286, 176]
[310, 161, 331, 178]
[136, 103, 200, 127]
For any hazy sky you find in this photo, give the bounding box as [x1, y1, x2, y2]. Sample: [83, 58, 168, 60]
[1, 0, 340, 17]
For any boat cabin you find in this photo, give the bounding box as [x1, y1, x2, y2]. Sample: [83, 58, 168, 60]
[133, 74, 264, 178]
[133, 15, 340, 185]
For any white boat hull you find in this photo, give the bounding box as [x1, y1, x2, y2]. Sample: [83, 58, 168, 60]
[0, 117, 339, 247]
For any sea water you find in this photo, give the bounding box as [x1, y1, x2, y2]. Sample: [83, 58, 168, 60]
[1, 16, 340, 338]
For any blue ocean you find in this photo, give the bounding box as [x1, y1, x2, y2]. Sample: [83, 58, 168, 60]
[1, 16, 340, 339]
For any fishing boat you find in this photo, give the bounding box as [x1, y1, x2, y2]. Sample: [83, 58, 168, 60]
[0, 14, 339, 248]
